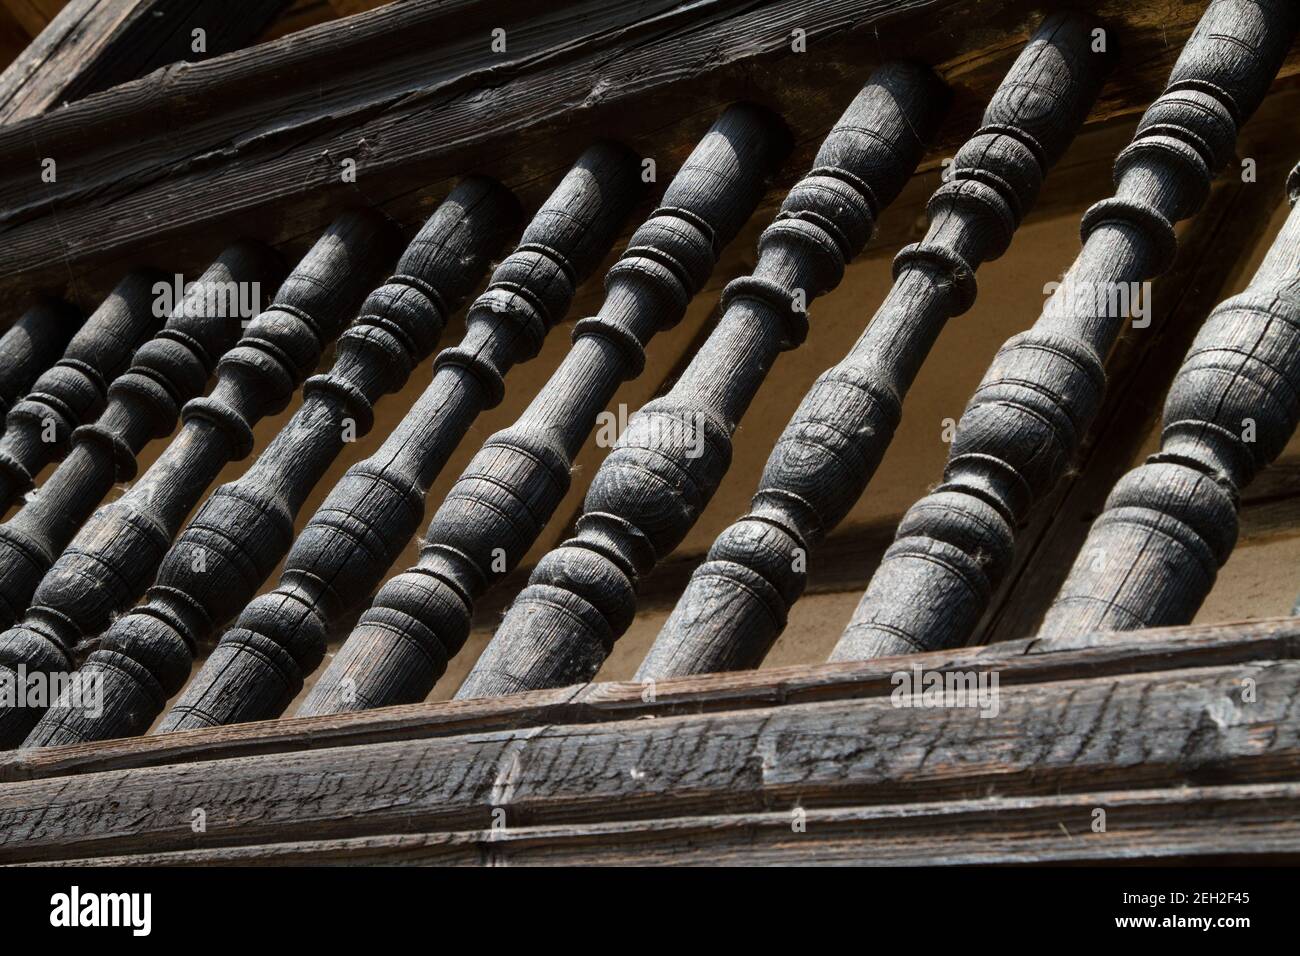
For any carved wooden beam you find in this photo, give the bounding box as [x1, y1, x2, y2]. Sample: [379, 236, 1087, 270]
[19, 181, 521, 747]
[0, 243, 284, 640]
[1036, 163, 1300, 638]
[160, 143, 644, 731]
[832, 0, 1300, 663]
[461, 62, 950, 697]
[637, 13, 1110, 679]
[0, 298, 81, 430]
[0, 270, 166, 514]
[296, 104, 790, 718]
[0, 210, 397, 747]
[0, 0, 290, 124]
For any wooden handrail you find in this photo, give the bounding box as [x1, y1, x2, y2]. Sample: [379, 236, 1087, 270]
[0, 616, 1295, 864]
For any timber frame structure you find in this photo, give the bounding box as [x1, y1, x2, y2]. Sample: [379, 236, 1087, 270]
[0, 0, 1299, 866]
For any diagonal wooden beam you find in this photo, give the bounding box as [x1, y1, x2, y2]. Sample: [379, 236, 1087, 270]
[2, 0, 1298, 318]
[0, 0, 288, 124]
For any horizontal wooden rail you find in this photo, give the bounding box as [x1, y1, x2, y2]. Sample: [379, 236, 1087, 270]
[0, 616, 1297, 864]
[4, 0, 1300, 316]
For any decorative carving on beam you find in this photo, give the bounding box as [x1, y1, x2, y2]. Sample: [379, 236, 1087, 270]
[832, 0, 1300, 662]
[638, 12, 1109, 679]
[0, 299, 81, 430]
[297, 104, 790, 718]
[0, 270, 166, 514]
[0, 210, 398, 747]
[20, 181, 521, 747]
[0, 243, 284, 634]
[1037, 163, 1300, 638]
[461, 61, 949, 698]
[161, 144, 644, 731]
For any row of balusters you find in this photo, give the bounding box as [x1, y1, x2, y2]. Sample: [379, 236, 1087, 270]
[0, 0, 1297, 749]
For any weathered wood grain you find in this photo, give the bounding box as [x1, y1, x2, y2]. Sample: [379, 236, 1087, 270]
[0, 0, 289, 124]
[971, 162, 1291, 645]
[0, 211, 398, 748]
[162, 144, 644, 731]
[467, 60, 951, 697]
[26, 784, 1299, 866]
[21, 181, 521, 748]
[298, 104, 790, 718]
[4, 615, 1295, 783]
[833, 0, 1300, 661]
[1037, 163, 1300, 637]
[0, 298, 80, 432]
[0, 270, 165, 514]
[1, 646, 1296, 862]
[1, 0, 1295, 319]
[638, 13, 1110, 679]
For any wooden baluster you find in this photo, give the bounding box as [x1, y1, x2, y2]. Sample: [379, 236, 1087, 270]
[0, 300, 82, 438]
[832, 0, 1300, 663]
[0, 210, 398, 747]
[463, 63, 948, 698]
[0, 244, 284, 628]
[298, 104, 789, 717]
[21, 179, 520, 747]
[1038, 163, 1300, 637]
[640, 13, 1110, 680]
[160, 144, 644, 731]
[0, 270, 167, 513]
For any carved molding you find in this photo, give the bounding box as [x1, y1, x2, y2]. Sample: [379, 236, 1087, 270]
[1038, 162, 1300, 637]
[297, 104, 790, 717]
[832, 0, 1300, 662]
[161, 144, 644, 731]
[0, 211, 398, 748]
[639, 13, 1110, 678]
[462, 61, 949, 697]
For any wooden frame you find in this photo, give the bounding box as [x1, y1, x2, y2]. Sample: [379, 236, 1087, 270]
[1, 616, 1297, 864]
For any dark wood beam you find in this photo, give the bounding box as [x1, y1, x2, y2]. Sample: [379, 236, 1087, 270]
[2, 0, 1299, 316]
[0, 0, 288, 124]
[0, 615, 1296, 862]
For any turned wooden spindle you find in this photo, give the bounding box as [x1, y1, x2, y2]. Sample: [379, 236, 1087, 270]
[464, 63, 948, 698]
[161, 144, 643, 731]
[298, 104, 789, 717]
[0, 271, 167, 514]
[0, 244, 284, 628]
[0, 210, 398, 748]
[1038, 162, 1300, 637]
[832, 0, 1300, 663]
[21, 179, 520, 747]
[0, 300, 83, 436]
[639, 12, 1109, 679]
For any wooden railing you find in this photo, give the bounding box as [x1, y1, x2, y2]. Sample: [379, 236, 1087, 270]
[0, 0, 1296, 866]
